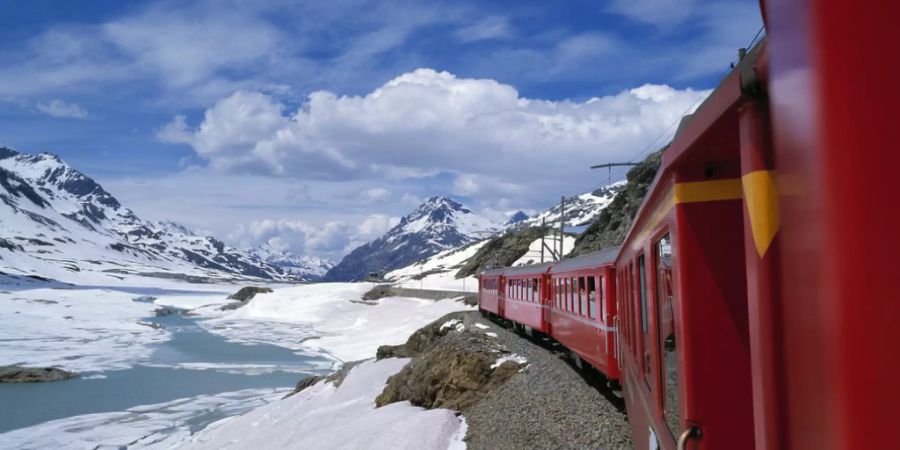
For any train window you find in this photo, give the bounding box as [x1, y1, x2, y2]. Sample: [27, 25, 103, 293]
[555, 279, 561, 308]
[631, 262, 639, 359]
[570, 277, 577, 312]
[638, 254, 652, 386]
[587, 276, 597, 319]
[656, 234, 679, 437]
[533, 278, 540, 303]
[600, 275, 606, 318]
[577, 277, 586, 316]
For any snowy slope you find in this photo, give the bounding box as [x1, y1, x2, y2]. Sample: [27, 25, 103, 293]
[509, 235, 577, 267]
[325, 196, 498, 281]
[515, 181, 626, 229]
[385, 240, 489, 292]
[0, 146, 327, 282]
[186, 358, 466, 450]
[197, 282, 474, 361]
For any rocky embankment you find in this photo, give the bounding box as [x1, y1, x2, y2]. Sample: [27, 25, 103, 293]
[0, 365, 77, 383]
[372, 311, 632, 449]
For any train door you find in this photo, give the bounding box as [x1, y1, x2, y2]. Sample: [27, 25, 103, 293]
[672, 169, 755, 450]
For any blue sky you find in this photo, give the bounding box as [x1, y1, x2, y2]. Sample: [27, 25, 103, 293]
[0, 0, 762, 260]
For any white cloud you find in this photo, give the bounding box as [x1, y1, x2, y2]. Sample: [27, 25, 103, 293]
[361, 187, 391, 202]
[607, 0, 697, 27]
[356, 214, 401, 240]
[227, 213, 400, 259]
[35, 99, 89, 118]
[454, 16, 512, 43]
[102, 7, 284, 89]
[401, 193, 422, 206]
[161, 68, 709, 207]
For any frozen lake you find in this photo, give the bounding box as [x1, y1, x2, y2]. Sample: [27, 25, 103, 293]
[0, 313, 330, 435]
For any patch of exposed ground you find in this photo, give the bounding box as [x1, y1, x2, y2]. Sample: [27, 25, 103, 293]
[374, 311, 632, 449]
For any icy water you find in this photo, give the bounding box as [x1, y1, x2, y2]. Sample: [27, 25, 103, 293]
[0, 314, 330, 434]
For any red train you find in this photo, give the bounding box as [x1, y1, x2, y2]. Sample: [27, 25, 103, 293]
[478, 1, 900, 449]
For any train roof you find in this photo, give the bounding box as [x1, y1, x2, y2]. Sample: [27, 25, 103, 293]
[480, 267, 506, 277]
[500, 261, 555, 277]
[549, 246, 621, 273]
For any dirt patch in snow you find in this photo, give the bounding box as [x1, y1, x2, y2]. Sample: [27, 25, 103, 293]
[375, 312, 523, 410]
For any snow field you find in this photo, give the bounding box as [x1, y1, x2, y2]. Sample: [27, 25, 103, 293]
[200, 282, 475, 361]
[186, 358, 467, 450]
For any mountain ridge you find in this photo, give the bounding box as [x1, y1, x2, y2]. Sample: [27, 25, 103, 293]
[324, 195, 498, 281]
[0, 146, 330, 282]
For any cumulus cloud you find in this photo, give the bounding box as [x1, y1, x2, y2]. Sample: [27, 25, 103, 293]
[229, 214, 400, 258]
[356, 214, 401, 240]
[161, 68, 709, 206]
[36, 99, 89, 118]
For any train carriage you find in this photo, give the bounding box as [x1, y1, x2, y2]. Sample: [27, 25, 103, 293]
[501, 262, 554, 335]
[477, 2, 900, 447]
[548, 247, 620, 381]
[614, 38, 767, 450]
[478, 268, 504, 317]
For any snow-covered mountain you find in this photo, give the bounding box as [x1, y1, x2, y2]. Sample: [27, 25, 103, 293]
[0, 146, 327, 282]
[246, 245, 334, 280]
[514, 181, 626, 230]
[324, 196, 498, 281]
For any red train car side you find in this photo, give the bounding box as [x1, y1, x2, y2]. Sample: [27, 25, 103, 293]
[613, 39, 767, 450]
[501, 262, 553, 335]
[548, 247, 620, 381]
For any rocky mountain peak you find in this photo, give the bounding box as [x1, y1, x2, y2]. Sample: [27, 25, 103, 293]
[324, 196, 498, 281]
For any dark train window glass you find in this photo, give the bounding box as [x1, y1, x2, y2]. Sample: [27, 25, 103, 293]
[587, 276, 597, 319]
[534, 278, 540, 303]
[656, 234, 679, 437]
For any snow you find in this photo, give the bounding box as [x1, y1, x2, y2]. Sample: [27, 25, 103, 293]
[0, 287, 170, 372]
[199, 282, 474, 362]
[519, 180, 626, 228]
[0, 388, 289, 450]
[511, 235, 576, 267]
[385, 240, 487, 292]
[491, 354, 528, 370]
[474, 323, 489, 330]
[485, 332, 498, 338]
[186, 358, 467, 450]
[440, 319, 465, 332]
